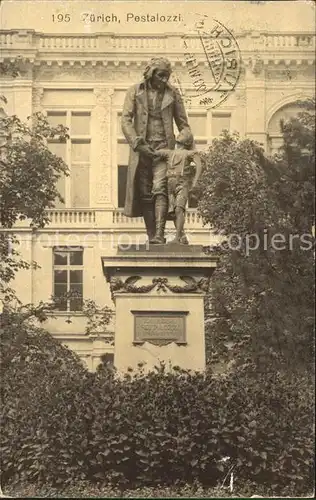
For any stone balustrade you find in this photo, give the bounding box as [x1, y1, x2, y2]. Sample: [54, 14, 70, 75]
[0, 31, 15, 46]
[39, 36, 98, 50]
[112, 210, 143, 227]
[111, 36, 167, 51]
[41, 209, 204, 230]
[263, 33, 315, 49]
[112, 209, 203, 229]
[1, 30, 315, 59]
[48, 210, 96, 226]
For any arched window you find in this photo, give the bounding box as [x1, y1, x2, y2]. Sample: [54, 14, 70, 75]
[267, 102, 303, 155]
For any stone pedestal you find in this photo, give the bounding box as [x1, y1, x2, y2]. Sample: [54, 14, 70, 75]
[102, 244, 218, 374]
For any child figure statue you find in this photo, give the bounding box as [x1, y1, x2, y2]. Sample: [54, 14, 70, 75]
[154, 127, 202, 244]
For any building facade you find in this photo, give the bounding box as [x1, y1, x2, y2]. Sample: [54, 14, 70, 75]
[1, 29, 315, 369]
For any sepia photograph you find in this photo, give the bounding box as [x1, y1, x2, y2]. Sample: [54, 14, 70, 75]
[0, 0, 315, 497]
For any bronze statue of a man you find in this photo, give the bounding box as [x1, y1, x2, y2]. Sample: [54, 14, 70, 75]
[121, 57, 190, 244]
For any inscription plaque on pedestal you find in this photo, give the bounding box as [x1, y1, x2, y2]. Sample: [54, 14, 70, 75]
[132, 311, 188, 346]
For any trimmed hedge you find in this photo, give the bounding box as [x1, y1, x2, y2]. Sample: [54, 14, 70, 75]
[1, 322, 314, 496]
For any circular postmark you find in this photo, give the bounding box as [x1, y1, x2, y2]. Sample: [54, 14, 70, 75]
[179, 16, 242, 108]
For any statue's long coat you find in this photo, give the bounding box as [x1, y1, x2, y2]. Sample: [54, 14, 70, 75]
[121, 81, 190, 217]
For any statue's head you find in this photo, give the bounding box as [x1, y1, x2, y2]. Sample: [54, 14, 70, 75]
[143, 57, 172, 91]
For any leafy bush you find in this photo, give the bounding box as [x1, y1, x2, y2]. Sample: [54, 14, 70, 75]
[88, 367, 314, 495]
[0, 314, 90, 485]
[1, 324, 314, 497]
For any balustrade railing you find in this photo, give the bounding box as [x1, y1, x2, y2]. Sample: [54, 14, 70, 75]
[0, 32, 15, 46]
[1, 30, 314, 54]
[112, 210, 143, 226]
[264, 34, 315, 49]
[39, 36, 98, 50]
[48, 210, 96, 225]
[111, 36, 167, 51]
[41, 209, 204, 229]
[111, 209, 203, 228]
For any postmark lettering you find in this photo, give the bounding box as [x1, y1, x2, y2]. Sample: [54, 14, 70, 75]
[181, 16, 242, 108]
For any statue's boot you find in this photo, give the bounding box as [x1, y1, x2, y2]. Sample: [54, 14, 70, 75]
[168, 233, 189, 245]
[142, 202, 156, 241]
[150, 195, 167, 244]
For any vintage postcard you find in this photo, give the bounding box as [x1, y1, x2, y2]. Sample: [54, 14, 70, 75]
[1, 0, 315, 498]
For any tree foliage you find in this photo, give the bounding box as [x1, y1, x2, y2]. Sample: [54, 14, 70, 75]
[0, 111, 69, 305]
[198, 100, 315, 371]
[0, 112, 69, 228]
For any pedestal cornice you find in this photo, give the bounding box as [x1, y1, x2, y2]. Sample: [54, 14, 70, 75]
[102, 244, 219, 302]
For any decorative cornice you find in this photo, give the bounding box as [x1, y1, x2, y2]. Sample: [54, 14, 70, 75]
[1, 58, 314, 71]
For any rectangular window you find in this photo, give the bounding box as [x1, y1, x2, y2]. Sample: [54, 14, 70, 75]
[71, 165, 90, 207]
[211, 113, 231, 137]
[47, 140, 67, 208]
[46, 111, 67, 128]
[53, 247, 83, 312]
[47, 111, 91, 208]
[71, 140, 90, 162]
[71, 112, 91, 136]
[47, 141, 67, 159]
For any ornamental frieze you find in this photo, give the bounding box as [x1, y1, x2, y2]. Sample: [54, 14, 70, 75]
[109, 275, 210, 298]
[266, 64, 314, 81]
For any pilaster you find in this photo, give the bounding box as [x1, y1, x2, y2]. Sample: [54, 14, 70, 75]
[245, 58, 267, 148]
[231, 87, 247, 138]
[91, 87, 115, 208]
[12, 79, 33, 122]
[32, 87, 44, 113]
